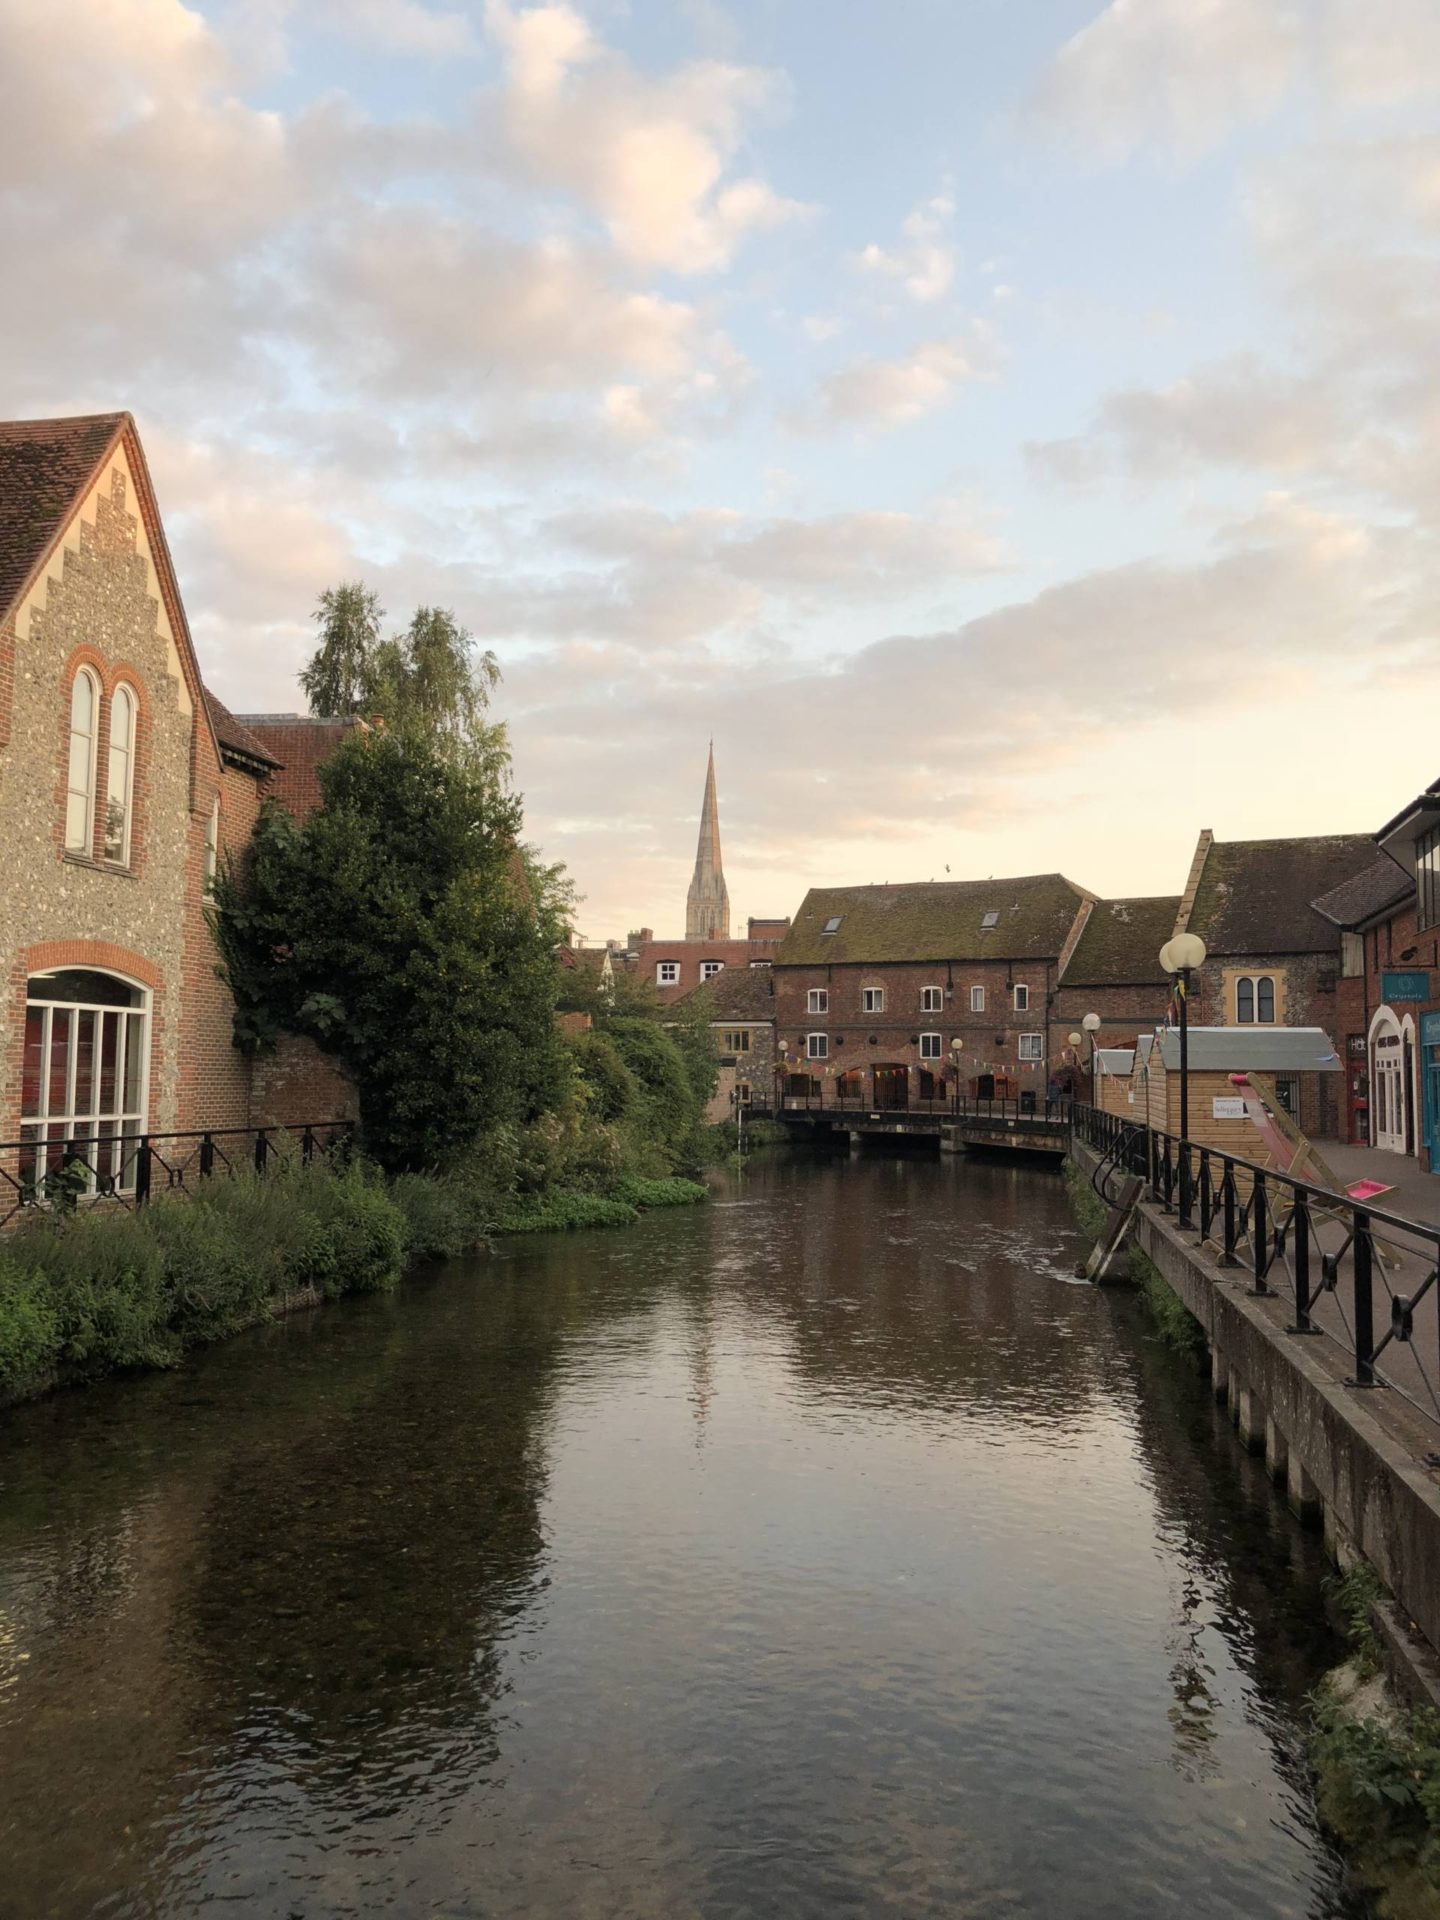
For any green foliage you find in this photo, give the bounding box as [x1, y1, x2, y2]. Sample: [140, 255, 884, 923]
[492, 1190, 640, 1234]
[147, 1194, 273, 1344]
[1135, 1250, 1205, 1357]
[0, 1249, 62, 1387]
[214, 728, 566, 1171]
[522, 843, 581, 949]
[300, 582, 384, 719]
[609, 1175, 708, 1209]
[572, 1030, 639, 1124]
[9, 1207, 176, 1375]
[666, 995, 722, 1120]
[1329, 1563, 1385, 1673]
[1310, 1685, 1440, 1911]
[1063, 1159, 1108, 1237]
[389, 1172, 491, 1260]
[607, 1017, 704, 1163]
[290, 1159, 407, 1295]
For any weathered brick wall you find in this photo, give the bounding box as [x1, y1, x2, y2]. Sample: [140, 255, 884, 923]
[176, 759, 262, 1131]
[0, 456, 197, 1137]
[1050, 980, 1171, 1057]
[249, 1032, 357, 1128]
[773, 959, 1054, 1094]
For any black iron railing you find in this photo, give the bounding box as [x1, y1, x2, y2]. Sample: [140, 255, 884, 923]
[780, 1090, 1073, 1124]
[0, 1121, 354, 1230]
[1071, 1103, 1440, 1432]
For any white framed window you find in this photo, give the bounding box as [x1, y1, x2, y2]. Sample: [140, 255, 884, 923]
[1236, 975, 1276, 1024]
[103, 683, 135, 865]
[863, 987, 885, 1012]
[203, 795, 221, 897]
[734, 1080, 752, 1106]
[1018, 1032, 1044, 1061]
[21, 969, 149, 1196]
[64, 668, 99, 853]
[970, 985, 985, 1013]
[921, 986, 943, 1012]
[721, 1029, 752, 1054]
[657, 962, 679, 985]
[806, 1032, 829, 1060]
[1012, 984, 1029, 1012]
[701, 960, 725, 980]
[807, 988, 828, 1013]
[919, 1032, 942, 1060]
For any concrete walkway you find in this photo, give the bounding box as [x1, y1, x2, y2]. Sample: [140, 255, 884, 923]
[1321, 1142, 1440, 1227]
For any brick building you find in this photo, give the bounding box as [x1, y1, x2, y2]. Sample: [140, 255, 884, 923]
[772, 875, 1094, 1106]
[1052, 895, 1179, 1079]
[677, 965, 777, 1121]
[631, 917, 790, 1001]
[1314, 778, 1440, 1165]
[1163, 829, 1376, 1140]
[0, 412, 354, 1191]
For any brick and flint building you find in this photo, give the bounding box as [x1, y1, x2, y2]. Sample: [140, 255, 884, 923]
[0, 412, 355, 1188]
[676, 964, 778, 1122]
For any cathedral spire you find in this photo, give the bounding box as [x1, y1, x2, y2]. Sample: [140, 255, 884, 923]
[686, 741, 730, 940]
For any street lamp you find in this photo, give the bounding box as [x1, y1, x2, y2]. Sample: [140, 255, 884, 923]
[1081, 1011, 1101, 1106]
[1159, 932, 1207, 1227]
[950, 1037, 964, 1115]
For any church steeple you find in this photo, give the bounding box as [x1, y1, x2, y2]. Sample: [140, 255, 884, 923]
[686, 742, 730, 941]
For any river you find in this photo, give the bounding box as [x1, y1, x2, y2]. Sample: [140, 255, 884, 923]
[0, 1149, 1364, 1919]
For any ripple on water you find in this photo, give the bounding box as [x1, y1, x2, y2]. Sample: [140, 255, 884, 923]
[0, 1152, 1361, 1920]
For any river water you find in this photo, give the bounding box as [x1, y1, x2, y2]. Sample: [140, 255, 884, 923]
[0, 1149, 1364, 1920]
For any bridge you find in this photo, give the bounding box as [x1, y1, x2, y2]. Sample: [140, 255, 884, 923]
[774, 1093, 1072, 1157]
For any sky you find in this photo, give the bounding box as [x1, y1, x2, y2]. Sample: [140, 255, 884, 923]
[3, 0, 1439, 941]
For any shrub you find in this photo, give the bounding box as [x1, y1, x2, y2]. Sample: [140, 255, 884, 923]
[283, 1159, 407, 1295]
[10, 1206, 176, 1375]
[571, 1031, 639, 1124]
[610, 1175, 707, 1210]
[390, 1172, 490, 1259]
[0, 1248, 62, 1390]
[147, 1195, 270, 1345]
[190, 1167, 338, 1298]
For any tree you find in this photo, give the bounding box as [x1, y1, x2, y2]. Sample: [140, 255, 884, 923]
[215, 729, 565, 1171]
[299, 583, 383, 718]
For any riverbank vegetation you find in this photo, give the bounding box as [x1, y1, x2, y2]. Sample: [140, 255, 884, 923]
[1062, 1158, 1205, 1356]
[1308, 1566, 1440, 1919]
[0, 590, 720, 1404]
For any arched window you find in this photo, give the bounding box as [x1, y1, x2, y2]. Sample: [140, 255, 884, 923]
[64, 669, 99, 853]
[21, 969, 149, 1196]
[104, 684, 135, 864]
[1236, 977, 1254, 1024]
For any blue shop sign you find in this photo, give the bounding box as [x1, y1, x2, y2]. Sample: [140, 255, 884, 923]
[1424, 1012, 1440, 1048]
[1381, 970, 1431, 1002]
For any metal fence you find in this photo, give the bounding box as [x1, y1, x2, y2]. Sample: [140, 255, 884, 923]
[1071, 1104, 1440, 1437]
[780, 1090, 1074, 1123]
[0, 1121, 353, 1231]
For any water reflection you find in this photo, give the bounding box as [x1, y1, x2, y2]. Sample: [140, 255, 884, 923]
[0, 1150, 1364, 1919]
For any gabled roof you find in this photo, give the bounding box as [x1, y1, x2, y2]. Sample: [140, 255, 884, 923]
[205, 691, 281, 772]
[776, 875, 1093, 967]
[1311, 856, 1411, 931]
[0, 411, 222, 787]
[677, 966, 776, 1021]
[0, 412, 128, 624]
[1061, 896, 1180, 986]
[1184, 835, 1376, 955]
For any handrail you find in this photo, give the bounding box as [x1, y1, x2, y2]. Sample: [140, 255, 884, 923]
[1070, 1103, 1440, 1432]
[779, 1092, 1073, 1124]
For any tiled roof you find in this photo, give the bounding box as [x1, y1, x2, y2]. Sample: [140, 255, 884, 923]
[678, 966, 777, 1021]
[1311, 856, 1411, 930]
[1186, 835, 1376, 955]
[204, 691, 281, 770]
[1062, 896, 1181, 986]
[776, 875, 1092, 967]
[0, 412, 126, 621]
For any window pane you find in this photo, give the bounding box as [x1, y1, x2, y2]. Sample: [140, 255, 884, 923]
[1257, 977, 1275, 1023]
[104, 690, 133, 862]
[64, 790, 90, 852]
[1236, 979, 1254, 1023]
[74, 1010, 97, 1115]
[22, 1008, 45, 1116]
[99, 1013, 119, 1112]
[66, 672, 96, 851]
[47, 1010, 72, 1115]
[28, 970, 142, 1007]
[123, 1013, 145, 1113]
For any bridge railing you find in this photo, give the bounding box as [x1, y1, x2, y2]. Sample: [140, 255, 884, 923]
[1070, 1103, 1440, 1434]
[780, 1091, 1073, 1124]
[0, 1120, 355, 1231]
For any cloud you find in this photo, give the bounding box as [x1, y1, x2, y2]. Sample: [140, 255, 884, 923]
[316, 0, 480, 56]
[1022, 0, 1440, 164]
[483, 0, 809, 272]
[799, 327, 999, 430]
[854, 192, 957, 303]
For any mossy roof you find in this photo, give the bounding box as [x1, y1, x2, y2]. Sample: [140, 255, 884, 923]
[775, 875, 1092, 966]
[676, 967, 776, 1021]
[1062, 896, 1180, 986]
[1187, 835, 1377, 955]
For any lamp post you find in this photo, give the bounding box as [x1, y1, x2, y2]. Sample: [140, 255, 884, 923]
[1081, 1011, 1101, 1106]
[951, 1038, 963, 1115]
[1159, 933, 1207, 1228]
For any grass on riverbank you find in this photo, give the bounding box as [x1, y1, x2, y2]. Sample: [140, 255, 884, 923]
[1307, 1566, 1440, 1919]
[1062, 1157, 1205, 1358]
[0, 1153, 711, 1403]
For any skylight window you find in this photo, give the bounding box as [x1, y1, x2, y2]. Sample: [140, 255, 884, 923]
[981, 909, 1000, 929]
[822, 915, 843, 934]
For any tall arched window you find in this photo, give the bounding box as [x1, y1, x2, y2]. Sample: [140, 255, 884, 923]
[64, 669, 99, 853]
[104, 683, 135, 865]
